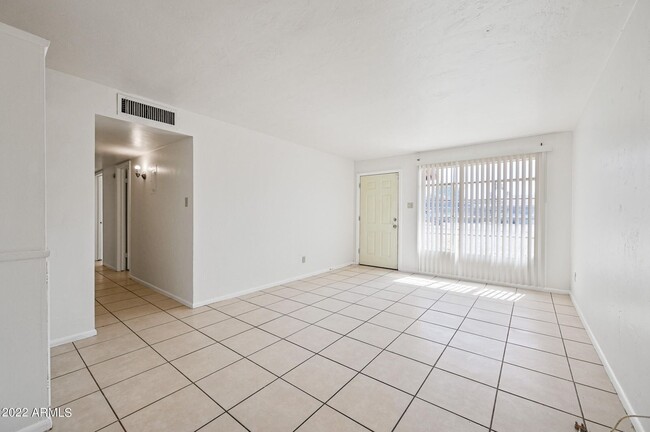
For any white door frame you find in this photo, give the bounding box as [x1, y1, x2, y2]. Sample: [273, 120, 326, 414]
[95, 171, 103, 261]
[115, 161, 132, 271]
[356, 170, 402, 271]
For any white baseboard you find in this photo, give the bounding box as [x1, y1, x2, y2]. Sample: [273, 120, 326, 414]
[128, 275, 193, 308]
[570, 293, 646, 432]
[49, 329, 97, 347]
[15, 416, 51, 432]
[193, 262, 356, 308]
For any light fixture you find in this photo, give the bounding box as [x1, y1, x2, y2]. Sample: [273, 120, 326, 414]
[134, 165, 146, 180]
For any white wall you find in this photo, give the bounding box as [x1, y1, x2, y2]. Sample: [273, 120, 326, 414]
[355, 132, 573, 291]
[572, 0, 650, 429]
[47, 68, 355, 342]
[0, 23, 50, 432]
[101, 165, 117, 270]
[130, 139, 193, 305]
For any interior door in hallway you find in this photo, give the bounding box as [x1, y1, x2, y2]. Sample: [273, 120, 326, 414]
[359, 173, 399, 269]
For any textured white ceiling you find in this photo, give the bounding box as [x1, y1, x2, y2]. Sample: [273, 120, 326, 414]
[0, 0, 635, 160]
[95, 115, 188, 170]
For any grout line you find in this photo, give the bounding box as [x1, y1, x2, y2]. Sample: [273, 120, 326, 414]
[487, 292, 515, 431]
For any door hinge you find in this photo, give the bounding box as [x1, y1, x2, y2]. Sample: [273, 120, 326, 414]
[358, 216, 360, 221]
[124, 177, 128, 183]
[358, 183, 361, 188]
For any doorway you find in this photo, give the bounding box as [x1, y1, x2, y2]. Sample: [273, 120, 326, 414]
[115, 161, 131, 271]
[95, 172, 103, 261]
[358, 172, 399, 269]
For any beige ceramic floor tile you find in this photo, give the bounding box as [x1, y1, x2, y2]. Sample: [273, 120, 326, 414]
[259, 315, 309, 338]
[504, 343, 572, 380]
[320, 337, 381, 371]
[231, 379, 321, 432]
[564, 340, 601, 364]
[200, 318, 252, 341]
[492, 391, 581, 432]
[221, 328, 279, 356]
[329, 374, 412, 432]
[316, 313, 363, 335]
[363, 351, 431, 394]
[419, 310, 465, 329]
[509, 315, 561, 337]
[51, 342, 76, 357]
[237, 307, 283, 326]
[152, 331, 215, 361]
[369, 311, 415, 332]
[284, 355, 356, 402]
[52, 368, 99, 407]
[249, 340, 313, 376]
[436, 347, 502, 387]
[418, 368, 495, 427]
[348, 322, 401, 348]
[113, 304, 161, 321]
[217, 301, 259, 316]
[52, 392, 116, 432]
[137, 320, 193, 344]
[499, 363, 581, 415]
[122, 311, 176, 331]
[171, 343, 242, 381]
[507, 328, 565, 356]
[198, 413, 247, 431]
[296, 405, 369, 432]
[287, 325, 341, 352]
[339, 304, 381, 321]
[74, 322, 133, 349]
[394, 398, 486, 432]
[450, 331, 506, 360]
[387, 333, 445, 365]
[404, 320, 456, 344]
[103, 363, 190, 417]
[569, 358, 615, 392]
[561, 326, 591, 344]
[467, 308, 511, 326]
[51, 350, 85, 378]
[121, 385, 223, 432]
[289, 306, 332, 323]
[196, 359, 275, 409]
[577, 384, 631, 431]
[181, 309, 230, 328]
[89, 346, 166, 388]
[460, 318, 509, 341]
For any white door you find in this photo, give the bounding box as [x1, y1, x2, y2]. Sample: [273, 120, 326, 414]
[359, 173, 399, 269]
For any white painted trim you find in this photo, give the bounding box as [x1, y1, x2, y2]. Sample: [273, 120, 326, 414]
[15, 417, 52, 432]
[0, 249, 50, 263]
[355, 170, 402, 271]
[193, 261, 355, 308]
[0, 22, 50, 49]
[128, 275, 193, 308]
[50, 329, 97, 347]
[570, 293, 647, 432]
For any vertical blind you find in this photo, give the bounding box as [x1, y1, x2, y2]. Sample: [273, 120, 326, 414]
[418, 153, 546, 287]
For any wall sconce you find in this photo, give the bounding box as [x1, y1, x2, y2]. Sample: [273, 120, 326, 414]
[134, 165, 146, 180]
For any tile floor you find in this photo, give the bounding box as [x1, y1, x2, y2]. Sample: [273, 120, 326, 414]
[48, 263, 633, 432]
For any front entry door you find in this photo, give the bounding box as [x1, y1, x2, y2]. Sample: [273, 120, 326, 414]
[359, 173, 398, 269]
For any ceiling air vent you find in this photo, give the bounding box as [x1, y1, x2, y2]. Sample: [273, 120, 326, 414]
[117, 94, 176, 126]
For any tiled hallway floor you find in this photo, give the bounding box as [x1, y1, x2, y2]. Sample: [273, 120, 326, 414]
[49, 264, 633, 432]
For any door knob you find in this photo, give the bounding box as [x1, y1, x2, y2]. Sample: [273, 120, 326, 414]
[393, 224, 397, 228]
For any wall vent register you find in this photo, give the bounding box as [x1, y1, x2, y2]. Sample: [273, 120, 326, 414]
[118, 94, 176, 126]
